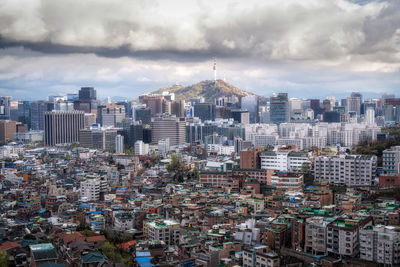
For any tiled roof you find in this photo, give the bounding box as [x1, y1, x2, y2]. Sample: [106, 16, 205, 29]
[0, 241, 21, 251]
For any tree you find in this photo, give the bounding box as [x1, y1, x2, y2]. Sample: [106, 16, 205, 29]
[124, 145, 135, 155]
[101, 241, 123, 263]
[23, 234, 36, 240]
[301, 163, 314, 185]
[0, 250, 9, 267]
[76, 223, 91, 232]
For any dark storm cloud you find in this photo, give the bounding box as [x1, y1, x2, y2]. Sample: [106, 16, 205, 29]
[0, 0, 398, 65]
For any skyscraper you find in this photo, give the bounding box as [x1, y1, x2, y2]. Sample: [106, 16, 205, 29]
[365, 107, 375, 125]
[171, 100, 185, 118]
[310, 99, 322, 118]
[0, 120, 16, 143]
[44, 110, 85, 146]
[115, 134, 124, 153]
[241, 95, 259, 123]
[0, 96, 11, 120]
[141, 95, 165, 115]
[102, 104, 126, 127]
[347, 92, 362, 115]
[193, 103, 216, 121]
[151, 117, 186, 146]
[270, 93, 289, 124]
[230, 109, 250, 124]
[31, 101, 54, 130]
[18, 101, 31, 128]
[79, 87, 97, 101]
[79, 127, 118, 150]
[134, 107, 152, 125]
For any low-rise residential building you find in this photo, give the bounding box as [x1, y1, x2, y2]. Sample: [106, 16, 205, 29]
[270, 172, 303, 190]
[243, 245, 280, 267]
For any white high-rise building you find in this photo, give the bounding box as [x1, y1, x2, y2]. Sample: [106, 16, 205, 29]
[135, 140, 149, 156]
[326, 96, 336, 110]
[260, 151, 311, 172]
[314, 155, 377, 186]
[115, 134, 124, 153]
[360, 225, 400, 265]
[365, 107, 375, 125]
[158, 138, 170, 156]
[80, 179, 101, 202]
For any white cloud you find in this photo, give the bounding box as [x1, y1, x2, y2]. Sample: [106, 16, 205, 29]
[0, 0, 399, 100]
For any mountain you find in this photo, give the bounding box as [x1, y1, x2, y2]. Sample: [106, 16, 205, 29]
[150, 80, 255, 102]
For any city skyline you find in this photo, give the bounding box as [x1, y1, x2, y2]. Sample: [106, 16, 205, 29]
[1, 0, 399, 100]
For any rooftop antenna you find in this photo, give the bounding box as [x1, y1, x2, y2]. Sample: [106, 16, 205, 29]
[213, 57, 217, 83]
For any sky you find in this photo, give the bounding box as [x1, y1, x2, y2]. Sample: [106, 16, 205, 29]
[0, 0, 399, 101]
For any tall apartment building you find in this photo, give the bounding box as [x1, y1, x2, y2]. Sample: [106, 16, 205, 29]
[326, 216, 372, 257]
[270, 93, 289, 124]
[151, 117, 186, 146]
[79, 128, 118, 150]
[260, 151, 310, 172]
[314, 155, 377, 186]
[135, 140, 149, 156]
[305, 217, 334, 256]
[101, 105, 125, 127]
[240, 147, 264, 169]
[80, 177, 107, 202]
[360, 225, 400, 266]
[44, 110, 85, 146]
[383, 146, 400, 175]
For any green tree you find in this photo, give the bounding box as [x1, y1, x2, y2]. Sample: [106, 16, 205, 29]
[101, 241, 123, 263]
[23, 234, 36, 240]
[0, 250, 9, 267]
[76, 223, 91, 232]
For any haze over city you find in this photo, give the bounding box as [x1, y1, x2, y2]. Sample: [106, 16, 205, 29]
[1, 0, 399, 100]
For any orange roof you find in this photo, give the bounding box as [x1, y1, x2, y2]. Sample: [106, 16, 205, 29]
[0, 241, 21, 251]
[117, 240, 136, 250]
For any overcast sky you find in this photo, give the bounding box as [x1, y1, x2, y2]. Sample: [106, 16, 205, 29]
[0, 0, 399, 100]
